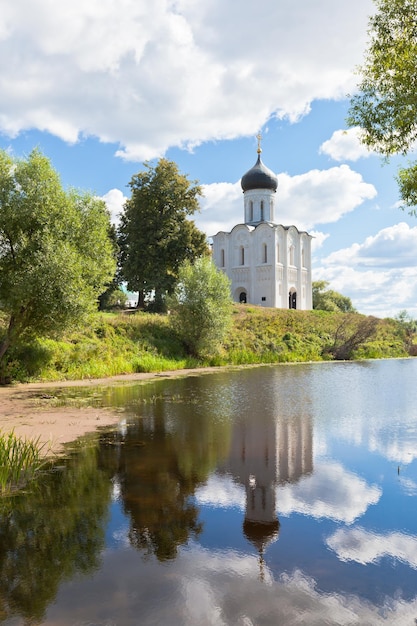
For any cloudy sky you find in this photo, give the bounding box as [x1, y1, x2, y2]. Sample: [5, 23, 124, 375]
[1, 0, 416, 318]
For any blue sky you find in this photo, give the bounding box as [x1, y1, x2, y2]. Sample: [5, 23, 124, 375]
[1, 0, 416, 318]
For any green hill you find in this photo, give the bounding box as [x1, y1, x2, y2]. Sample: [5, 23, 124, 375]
[1, 306, 414, 384]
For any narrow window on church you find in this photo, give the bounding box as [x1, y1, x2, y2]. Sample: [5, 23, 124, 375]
[277, 243, 280, 263]
[289, 245, 295, 265]
[260, 200, 264, 221]
[263, 243, 267, 263]
[249, 201, 253, 221]
[301, 248, 305, 267]
[240, 246, 245, 265]
[220, 249, 225, 267]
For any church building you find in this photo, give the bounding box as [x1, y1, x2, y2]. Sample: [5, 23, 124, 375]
[212, 138, 313, 309]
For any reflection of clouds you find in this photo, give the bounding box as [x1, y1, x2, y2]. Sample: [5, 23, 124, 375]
[195, 464, 381, 526]
[44, 545, 417, 625]
[278, 462, 381, 524]
[195, 474, 245, 510]
[327, 527, 417, 569]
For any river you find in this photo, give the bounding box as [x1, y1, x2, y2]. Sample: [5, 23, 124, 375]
[1, 359, 417, 625]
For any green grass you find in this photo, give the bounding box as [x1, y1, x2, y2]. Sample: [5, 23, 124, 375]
[0, 430, 47, 495]
[0, 306, 413, 384]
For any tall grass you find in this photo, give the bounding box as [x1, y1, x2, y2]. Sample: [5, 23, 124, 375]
[0, 430, 46, 495]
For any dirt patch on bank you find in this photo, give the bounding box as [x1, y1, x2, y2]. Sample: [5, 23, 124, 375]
[0, 368, 219, 456]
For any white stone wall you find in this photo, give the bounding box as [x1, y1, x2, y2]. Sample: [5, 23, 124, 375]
[212, 184, 312, 310]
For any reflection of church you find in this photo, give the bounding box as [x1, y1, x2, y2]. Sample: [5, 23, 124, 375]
[212, 135, 313, 309]
[221, 405, 313, 575]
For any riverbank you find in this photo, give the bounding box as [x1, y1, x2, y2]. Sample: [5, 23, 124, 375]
[0, 367, 217, 456]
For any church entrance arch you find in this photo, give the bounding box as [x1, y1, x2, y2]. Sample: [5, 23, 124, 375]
[239, 291, 247, 304]
[289, 289, 297, 309]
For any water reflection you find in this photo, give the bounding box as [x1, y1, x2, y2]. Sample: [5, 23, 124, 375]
[2, 361, 417, 625]
[0, 442, 111, 624]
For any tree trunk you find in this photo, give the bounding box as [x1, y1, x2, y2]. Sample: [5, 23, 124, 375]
[137, 289, 145, 309]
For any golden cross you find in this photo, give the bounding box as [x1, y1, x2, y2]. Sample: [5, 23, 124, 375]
[256, 132, 262, 154]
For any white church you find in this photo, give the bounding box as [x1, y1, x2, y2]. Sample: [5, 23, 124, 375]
[212, 137, 313, 310]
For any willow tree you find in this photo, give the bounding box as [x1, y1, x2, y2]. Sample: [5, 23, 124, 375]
[348, 0, 417, 212]
[118, 159, 209, 309]
[0, 149, 116, 376]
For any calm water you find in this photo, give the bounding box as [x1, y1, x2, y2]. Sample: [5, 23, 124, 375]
[2, 359, 417, 625]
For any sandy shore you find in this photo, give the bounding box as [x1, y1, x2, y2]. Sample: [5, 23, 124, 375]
[0, 368, 215, 456]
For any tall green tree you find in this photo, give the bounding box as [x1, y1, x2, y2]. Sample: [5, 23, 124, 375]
[347, 0, 417, 212]
[168, 257, 233, 358]
[118, 159, 209, 309]
[0, 149, 116, 374]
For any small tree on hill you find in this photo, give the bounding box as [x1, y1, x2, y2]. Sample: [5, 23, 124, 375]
[313, 281, 356, 313]
[0, 149, 116, 378]
[168, 257, 233, 359]
[118, 159, 209, 310]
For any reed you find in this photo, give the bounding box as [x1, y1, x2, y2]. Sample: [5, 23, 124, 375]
[0, 430, 46, 495]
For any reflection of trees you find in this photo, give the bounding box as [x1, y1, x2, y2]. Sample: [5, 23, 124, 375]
[0, 442, 111, 624]
[98, 376, 233, 561]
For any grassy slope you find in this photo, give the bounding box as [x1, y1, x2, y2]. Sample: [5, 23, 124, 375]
[3, 305, 411, 383]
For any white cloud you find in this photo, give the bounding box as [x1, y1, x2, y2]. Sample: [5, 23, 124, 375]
[278, 165, 377, 229]
[278, 462, 381, 524]
[101, 188, 127, 225]
[319, 128, 373, 162]
[327, 526, 417, 569]
[324, 222, 417, 268]
[316, 223, 417, 317]
[0, 0, 374, 160]
[195, 165, 377, 236]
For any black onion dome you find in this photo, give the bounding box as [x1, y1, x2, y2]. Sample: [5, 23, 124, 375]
[241, 155, 278, 192]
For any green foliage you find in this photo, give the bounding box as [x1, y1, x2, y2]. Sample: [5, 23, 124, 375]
[0, 149, 116, 377]
[348, 0, 417, 212]
[168, 257, 233, 358]
[118, 158, 209, 307]
[313, 281, 356, 313]
[0, 430, 46, 495]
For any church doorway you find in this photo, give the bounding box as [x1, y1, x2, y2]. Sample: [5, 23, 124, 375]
[239, 291, 247, 304]
[289, 290, 297, 309]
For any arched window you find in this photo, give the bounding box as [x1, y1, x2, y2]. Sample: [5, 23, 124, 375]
[260, 200, 264, 221]
[220, 249, 225, 267]
[277, 243, 280, 263]
[301, 248, 305, 268]
[263, 243, 267, 263]
[289, 245, 295, 266]
[240, 246, 245, 265]
[249, 201, 253, 222]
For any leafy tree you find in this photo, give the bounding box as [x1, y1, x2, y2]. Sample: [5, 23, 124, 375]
[347, 0, 417, 212]
[168, 257, 233, 358]
[118, 159, 209, 310]
[312, 281, 356, 313]
[0, 149, 116, 377]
